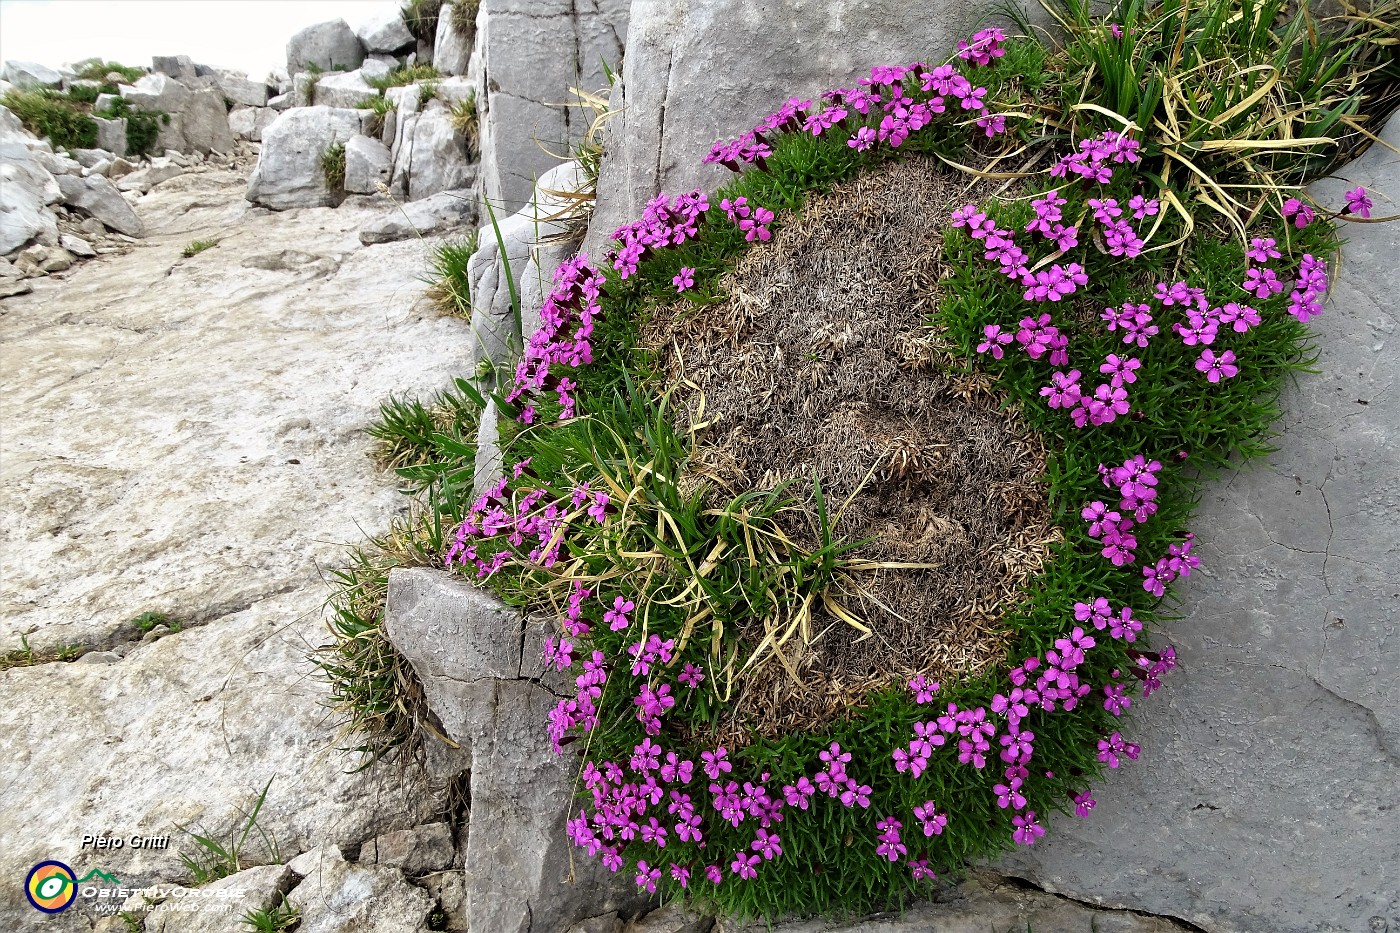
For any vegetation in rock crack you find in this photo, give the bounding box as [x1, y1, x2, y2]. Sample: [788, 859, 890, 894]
[419, 80, 440, 108]
[424, 232, 480, 318]
[451, 0, 481, 36]
[449, 92, 479, 155]
[242, 895, 300, 933]
[0, 634, 84, 671]
[322, 0, 1399, 921]
[177, 778, 281, 885]
[97, 97, 167, 156]
[320, 141, 346, 192]
[401, 0, 443, 43]
[130, 610, 171, 632]
[2, 88, 99, 149]
[72, 57, 144, 83]
[362, 95, 395, 136]
[182, 239, 218, 258]
[366, 64, 441, 93]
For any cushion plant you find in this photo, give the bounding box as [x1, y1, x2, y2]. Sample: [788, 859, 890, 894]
[329, 0, 1398, 922]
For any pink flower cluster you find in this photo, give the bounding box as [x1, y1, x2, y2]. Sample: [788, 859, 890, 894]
[609, 189, 711, 279]
[1142, 535, 1200, 597]
[1287, 253, 1328, 323]
[1049, 130, 1142, 184]
[506, 255, 607, 424]
[446, 469, 595, 577]
[957, 27, 1007, 66]
[954, 203, 1088, 301]
[1081, 454, 1165, 566]
[721, 196, 775, 242]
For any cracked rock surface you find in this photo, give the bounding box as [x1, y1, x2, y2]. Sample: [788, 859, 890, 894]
[999, 113, 1400, 933]
[0, 159, 469, 929]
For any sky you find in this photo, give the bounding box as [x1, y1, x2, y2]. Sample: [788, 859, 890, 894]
[0, 0, 394, 81]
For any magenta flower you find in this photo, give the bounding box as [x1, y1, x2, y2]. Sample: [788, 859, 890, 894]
[1011, 811, 1045, 845]
[1282, 197, 1315, 229]
[752, 828, 783, 860]
[1073, 789, 1097, 817]
[1247, 236, 1281, 264]
[1075, 598, 1113, 630]
[603, 596, 634, 631]
[912, 800, 947, 836]
[976, 114, 1007, 137]
[670, 864, 690, 888]
[1128, 194, 1159, 219]
[1215, 302, 1261, 333]
[847, 126, 877, 151]
[678, 662, 705, 688]
[701, 747, 732, 780]
[994, 775, 1027, 810]
[909, 859, 936, 881]
[976, 323, 1015, 359]
[908, 674, 939, 703]
[1103, 682, 1132, 716]
[672, 266, 695, 292]
[1099, 354, 1141, 386]
[1242, 267, 1284, 299]
[1344, 185, 1373, 218]
[705, 864, 723, 884]
[1040, 369, 1083, 410]
[1108, 606, 1141, 642]
[1195, 349, 1239, 383]
[874, 817, 907, 861]
[588, 491, 610, 522]
[731, 851, 759, 880]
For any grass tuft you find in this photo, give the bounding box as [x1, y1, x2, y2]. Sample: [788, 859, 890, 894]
[177, 778, 280, 885]
[401, 0, 442, 43]
[321, 141, 346, 192]
[366, 64, 442, 93]
[181, 239, 218, 258]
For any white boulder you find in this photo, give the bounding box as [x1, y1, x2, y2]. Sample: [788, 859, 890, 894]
[54, 174, 144, 236]
[119, 72, 192, 113]
[215, 70, 270, 107]
[286, 19, 366, 76]
[312, 70, 377, 109]
[245, 106, 367, 210]
[357, 8, 415, 53]
[433, 4, 475, 76]
[1, 60, 63, 89]
[228, 106, 278, 142]
[344, 135, 391, 194]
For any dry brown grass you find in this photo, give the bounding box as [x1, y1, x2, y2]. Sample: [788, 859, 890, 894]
[643, 158, 1062, 739]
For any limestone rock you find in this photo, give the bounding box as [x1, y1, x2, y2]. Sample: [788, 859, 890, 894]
[475, 0, 626, 211]
[144, 864, 294, 933]
[15, 244, 73, 274]
[287, 19, 367, 76]
[177, 88, 237, 155]
[115, 163, 186, 193]
[120, 72, 192, 113]
[107, 157, 137, 178]
[343, 134, 391, 194]
[390, 108, 472, 201]
[998, 111, 1400, 933]
[58, 234, 95, 258]
[432, 3, 475, 76]
[245, 106, 365, 210]
[268, 92, 293, 111]
[55, 174, 144, 236]
[71, 148, 117, 168]
[228, 106, 278, 142]
[587, 0, 1045, 249]
[289, 845, 435, 933]
[93, 116, 128, 156]
[95, 91, 120, 112]
[361, 57, 394, 82]
[421, 870, 470, 931]
[363, 821, 456, 875]
[357, 8, 416, 53]
[215, 70, 271, 107]
[0, 159, 60, 254]
[434, 75, 474, 107]
[312, 69, 377, 109]
[0, 278, 32, 298]
[151, 54, 197, 80]
[1, 60, 62, 89]
[357, 186, 476, 244]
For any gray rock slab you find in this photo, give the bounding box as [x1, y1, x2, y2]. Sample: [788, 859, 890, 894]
[215, 71, 270, 108]
[93, 116, 128, 156]
[997, 114, 1400, 933]
[151, 54, 197, 80]
[288, 844, 435, 933]
[120, 72, 192, 113]
[432, 2, 476, 76]
[144, 863, 294, 933]
[312, 69, 377, 109]
[55, 174, 143, 236]
[400, 108, 474, 201]
[228, 106, 278, 142]
[2, 59, 62, 88]
[115, 162, 185, 193]
[475, 0, 626, 212]
[0, 159, 59, 254]
[245, 106, 365, 210]
[287, 19, 367, 76]
[58, 233, 95, 258]
[357, 186, 476, 245]
[178, 87, 237, 155]
[586, 0, 1045, 255]
[71, 147, 117, 168]
[363, 821, 456, 875]
[344, 134, 391, 194]
[358, 7, 416, 53]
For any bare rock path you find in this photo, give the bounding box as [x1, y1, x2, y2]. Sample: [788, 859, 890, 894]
[0, 165, 464, 927]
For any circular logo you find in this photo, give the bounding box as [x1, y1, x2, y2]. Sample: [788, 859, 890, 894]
[25, 861, 76, 913]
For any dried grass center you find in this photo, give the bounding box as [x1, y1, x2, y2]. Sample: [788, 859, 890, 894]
[645, 158, 1059, 739]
